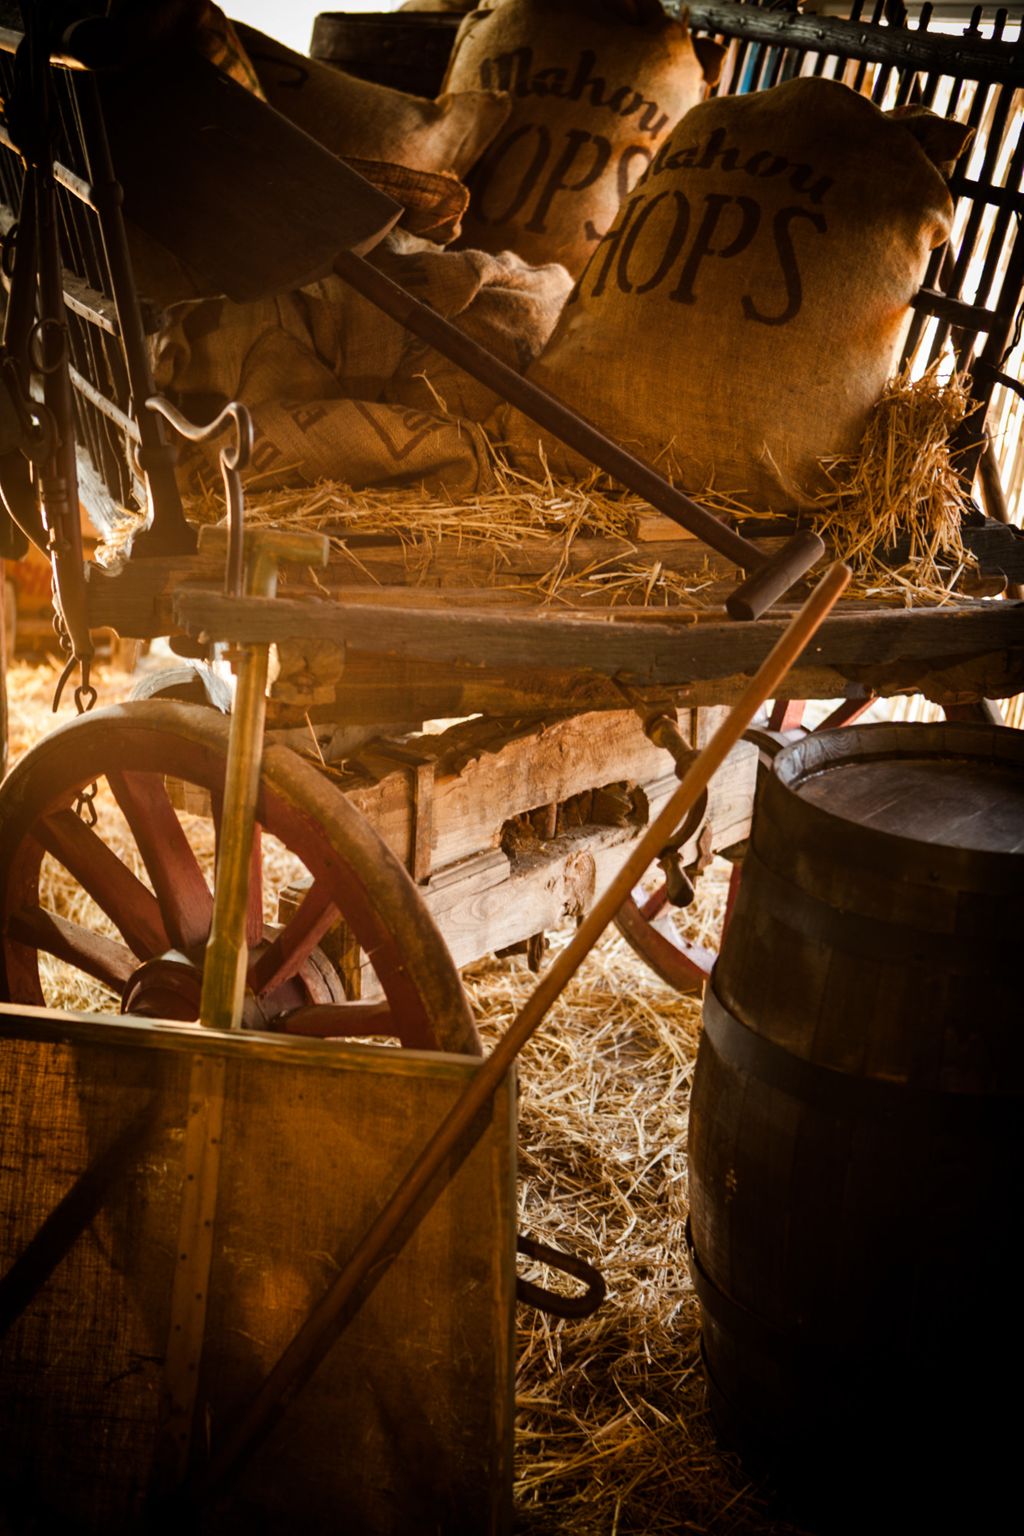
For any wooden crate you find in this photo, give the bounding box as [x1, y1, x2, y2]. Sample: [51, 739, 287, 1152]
[0, 1004, 516, 1535]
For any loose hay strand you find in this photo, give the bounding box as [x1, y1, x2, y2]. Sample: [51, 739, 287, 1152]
[701, 364, 979, 605]
[169, 455, 721, 611]
[810, 362, 976, 603]
[95, 365, 980, 615]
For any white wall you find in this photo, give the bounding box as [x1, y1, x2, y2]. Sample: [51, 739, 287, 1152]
[225, 1, 405, 55]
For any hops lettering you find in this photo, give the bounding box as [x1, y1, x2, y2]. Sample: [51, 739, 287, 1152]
[468, 47, 670, 243]
[478, 47, 671, 137]
[445, 4, 715, 275]
[470, 123, 651, 241]
[574, 126, 833, 325]
[649, 126, 833, 202]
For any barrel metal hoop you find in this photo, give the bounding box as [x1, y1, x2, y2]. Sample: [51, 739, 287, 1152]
[758, 724, 1024, 898]
[735, 847, 1017, 976]
[685, 1217, 794, 1364]
[702, 983, 1020, 1128]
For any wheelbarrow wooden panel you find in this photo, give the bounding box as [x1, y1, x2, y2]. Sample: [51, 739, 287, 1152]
[0, 1005, 516, 1535]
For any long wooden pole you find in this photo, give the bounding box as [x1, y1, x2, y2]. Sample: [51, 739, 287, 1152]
[198, 559, 851, 1497]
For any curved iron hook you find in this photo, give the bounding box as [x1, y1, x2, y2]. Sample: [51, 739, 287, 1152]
[145, 396, 253, 598]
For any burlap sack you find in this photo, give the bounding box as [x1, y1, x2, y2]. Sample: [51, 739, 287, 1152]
[378, 235, 572, 420]
[343, 160, 470, 245]
[229, 399, 493, 498]
[232, 20, 510, 180]
[148, 230, 569, 492]
[125, 9, 491, 307]
[443, 0, 723, 276]
[502, 78, 970, 510]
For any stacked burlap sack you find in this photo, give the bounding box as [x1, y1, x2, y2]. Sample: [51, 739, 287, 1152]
[143, 2, 970, 545]
[138, 1, 554, 494]
[498, 72, 972, 514]
[151, 230, 571, 497]
[442, 0, 724, 275]
[144, 1, 719, 498]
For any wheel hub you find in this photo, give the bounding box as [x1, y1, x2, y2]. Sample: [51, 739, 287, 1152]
[119, 941, 348, 1028]
[121, 951, 203, 1021]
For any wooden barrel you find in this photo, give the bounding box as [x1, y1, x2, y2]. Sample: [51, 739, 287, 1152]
[687, 721, 1024, 1529]
[310, 11, 462, 97]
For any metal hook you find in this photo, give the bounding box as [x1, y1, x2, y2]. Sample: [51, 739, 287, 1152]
[145, 396, 253, 597]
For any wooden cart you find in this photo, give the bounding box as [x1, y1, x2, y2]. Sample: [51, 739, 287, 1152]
[0, 2, 1021, 1527]
[2, 0, 1021, 1014]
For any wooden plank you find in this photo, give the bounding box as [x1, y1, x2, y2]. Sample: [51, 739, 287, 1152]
[85, 534, 740, 638]
[0, 1007, 515, 1534]
[173, 590, 1024, 690]
[328, 711, 755, 878]
[354, 710, 689, 872]
[344, 739, 756, 989]
[265, 648, 1002, 730]
[154, 1052, 226, 1490]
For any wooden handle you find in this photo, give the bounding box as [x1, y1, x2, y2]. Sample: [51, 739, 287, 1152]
[726, 530, 825, 620]
[195, 560, 852, 1501]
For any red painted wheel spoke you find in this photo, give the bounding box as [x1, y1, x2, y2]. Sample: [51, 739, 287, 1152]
[638, 882, 669, 922]
[768, 699, 807, 732]
[248, 878, 339, 999]
[107, 769, 213, 952]
[8, 906, 136, 991]
[616, 895, 713, 993]
[36, 811, 169, 958]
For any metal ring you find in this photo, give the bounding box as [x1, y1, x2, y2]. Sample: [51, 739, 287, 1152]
[29, 317, 68, 376]
[515, 1233, 606, 1319]
[0, 222, 18, 281]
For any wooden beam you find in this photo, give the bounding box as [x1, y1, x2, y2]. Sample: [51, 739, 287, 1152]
[174, 590, 1024, 689]
[338, 708, 756, 878]
[684, 2, 1024, 86]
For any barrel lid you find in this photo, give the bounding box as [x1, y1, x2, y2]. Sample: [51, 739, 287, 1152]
[773, 722, 1024, 856]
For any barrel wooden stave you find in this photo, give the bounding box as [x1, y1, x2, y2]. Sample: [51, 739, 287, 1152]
[688, 723, 1024, 1524]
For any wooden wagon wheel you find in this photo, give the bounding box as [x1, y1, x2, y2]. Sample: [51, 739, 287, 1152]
[612, 696, 877, 993]
[614, 863, 740, 995]
[0, 701, 479, 1055]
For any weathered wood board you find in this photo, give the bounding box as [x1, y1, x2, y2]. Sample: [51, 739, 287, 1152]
[164, 587, 1024, 719]
[0, 1006, 515, 1536]
[338, 707, 755, 874]
[273, 707, 757, 984]
[85, 527, 1024, 716]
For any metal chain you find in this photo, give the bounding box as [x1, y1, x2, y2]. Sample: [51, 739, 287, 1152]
[72, 778, 99, 827]
[72, 658, 99, 827]
[47, 542, 100, 823]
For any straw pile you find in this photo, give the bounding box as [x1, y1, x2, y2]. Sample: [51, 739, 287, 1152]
[95, 365, 976, 616]
[810, 362, 976, 603]
[165, 457, 720, 611]
[5, 658, 811, 1534]
[707, 362, 978, 604]
[467, 880, 814, 1535]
